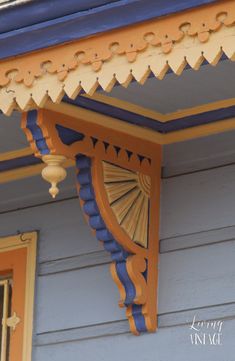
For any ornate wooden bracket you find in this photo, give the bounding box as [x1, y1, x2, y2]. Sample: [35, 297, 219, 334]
[21, 108, 161, 335]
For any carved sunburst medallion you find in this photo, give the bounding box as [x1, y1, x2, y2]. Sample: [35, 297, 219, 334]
[102, 161, 151, 248]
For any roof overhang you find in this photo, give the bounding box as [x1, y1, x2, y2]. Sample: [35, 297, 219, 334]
[0, 0, 219, 59]
[0, 0, 234, 116]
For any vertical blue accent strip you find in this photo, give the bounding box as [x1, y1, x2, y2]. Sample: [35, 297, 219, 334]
[76, 154, 129, 262]
[76, 153, 147, 333]
[116, 261, 136, 306]
[132, 304, 147, 333]
[26, 110, 50, 155]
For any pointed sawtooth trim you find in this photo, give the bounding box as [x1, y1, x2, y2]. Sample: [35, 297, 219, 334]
[1, 0, 235, 114]
[76, 154, 147, 334]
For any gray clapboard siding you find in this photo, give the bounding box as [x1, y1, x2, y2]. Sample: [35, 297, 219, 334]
[35, 239, 235, 335]
[158, 241, 235, 313]
[161, 162, 235, 238]
[163, 130, 235, 177]
[39, 225, 235, 275]
[36, 320, 129, 346]
[0, 168, 76, 213]
[38, 251, 110, 276]
[160, 224, 235, 253]
[36, 264, 124, 334]
[0, 198, 103, 262]
[35, 301, 235, 345]
[33, 317, 235, 361]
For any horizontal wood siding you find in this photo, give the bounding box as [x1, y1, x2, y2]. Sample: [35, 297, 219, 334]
[34, 318, 235, 361]
[1, 132, 235, 360]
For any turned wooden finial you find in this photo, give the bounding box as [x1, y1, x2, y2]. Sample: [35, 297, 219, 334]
[42, 155, 67, 198]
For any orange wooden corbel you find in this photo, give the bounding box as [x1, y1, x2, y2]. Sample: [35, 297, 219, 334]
[21, 108, 161, 334]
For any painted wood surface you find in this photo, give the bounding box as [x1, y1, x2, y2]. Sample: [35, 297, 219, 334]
[163, 128, 235, 176]
[1, 133, 235, 359]
[33, 318, 235, 361]
[0, 0, 217, 60]
[1, 1, 235, 115]
[161, 162, 235, 238]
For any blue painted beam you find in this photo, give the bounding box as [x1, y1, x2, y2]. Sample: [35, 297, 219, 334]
[0, 155, 41, 172]
[0, 0, 118, 33]
[64, 95, 235, 134]
[0, 0, 218, 60]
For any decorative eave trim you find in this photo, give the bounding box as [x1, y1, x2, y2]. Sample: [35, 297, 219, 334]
[0, 0, 235, 115]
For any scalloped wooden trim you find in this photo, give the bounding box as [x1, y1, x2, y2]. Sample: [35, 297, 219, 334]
[0, 0, 235, 114]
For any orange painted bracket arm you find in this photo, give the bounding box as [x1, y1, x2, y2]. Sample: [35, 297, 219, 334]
[21, 108, 161, 334]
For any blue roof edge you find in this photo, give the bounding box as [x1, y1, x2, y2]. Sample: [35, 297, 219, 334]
[0, 0, 218, 60]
